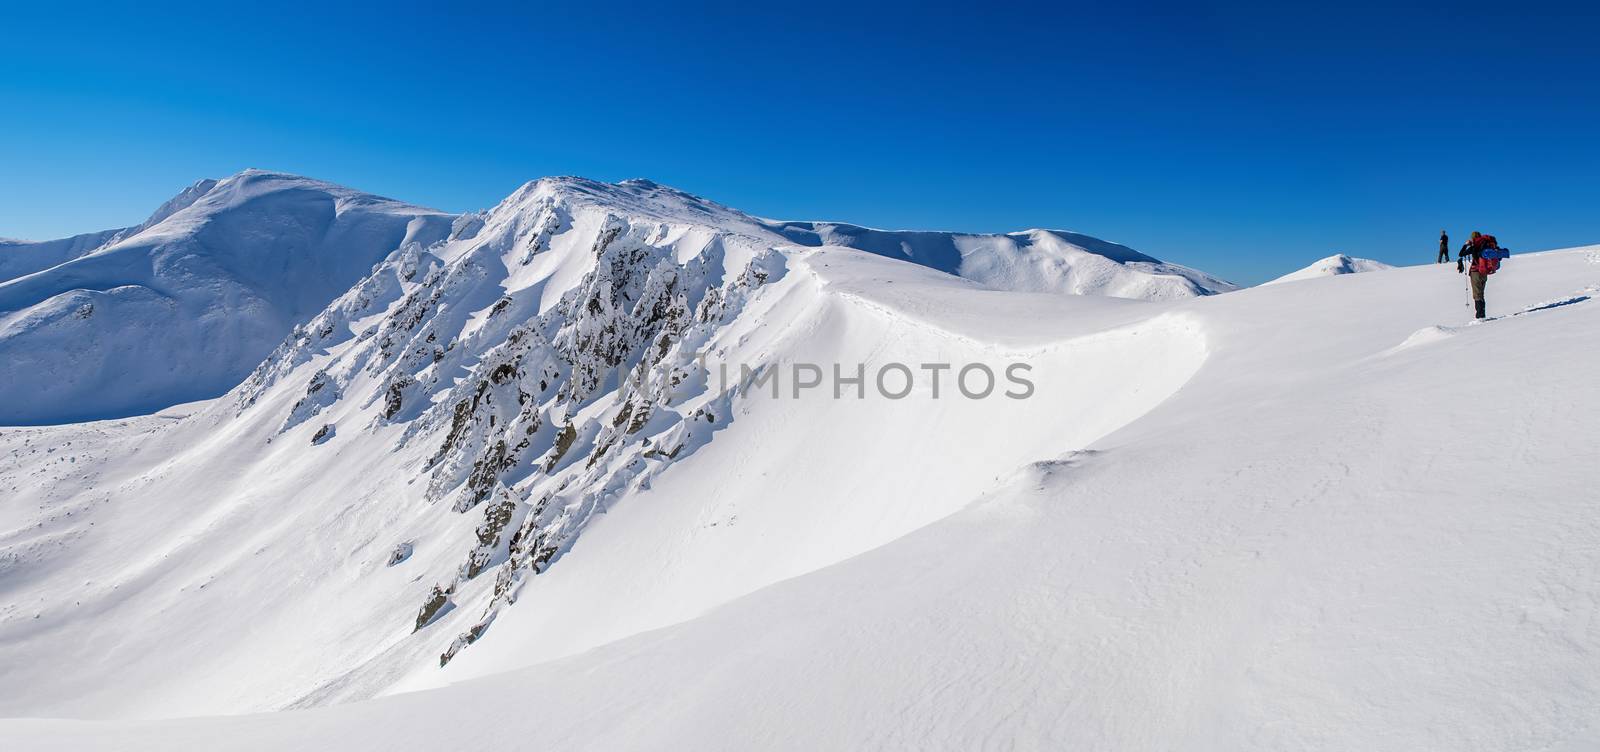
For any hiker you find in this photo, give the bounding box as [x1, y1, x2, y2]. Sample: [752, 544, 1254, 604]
[1437, 230, 1450, 263]
[1457, 231, 1504, 319]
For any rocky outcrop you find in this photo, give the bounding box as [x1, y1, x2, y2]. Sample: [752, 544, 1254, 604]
[239, 177, 792, 669]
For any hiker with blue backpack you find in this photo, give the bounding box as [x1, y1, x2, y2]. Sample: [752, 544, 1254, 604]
[1457, 231, 1510, 319]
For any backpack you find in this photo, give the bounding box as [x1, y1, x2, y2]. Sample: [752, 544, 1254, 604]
[1468, 235, 1504, 274]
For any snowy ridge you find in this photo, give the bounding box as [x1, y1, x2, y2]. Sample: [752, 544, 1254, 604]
[0, 229, 126, 284]
[1, 178, 236, 284]
[444, 177, 1234, 298]
[766, 221, 1238, 299]
[0, 171, 453, 425]
[0, 171, 1225, 427]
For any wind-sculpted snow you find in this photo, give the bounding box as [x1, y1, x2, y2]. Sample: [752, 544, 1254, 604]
[0, 171, 453, 425]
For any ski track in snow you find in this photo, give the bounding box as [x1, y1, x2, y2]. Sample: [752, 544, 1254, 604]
[1382, 277, 1598, 356]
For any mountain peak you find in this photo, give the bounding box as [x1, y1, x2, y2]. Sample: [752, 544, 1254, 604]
[0, 173, 457, 424]
[134, 177, 220, 231]
[224, 167, 324, 187]
[1264, 253, 1394, 285]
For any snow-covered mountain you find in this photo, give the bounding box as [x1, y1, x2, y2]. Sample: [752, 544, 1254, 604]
[0, 229, 127, 283]
[1264, 253, 1394, 285]
[0, 172, 1233, 717]
[0, 171, 454, 425]
[0, 181, 223, 283]
[0, 173, 1229, 427]
[2, 171, 1597, 751]
[763, 221, 1238, 298]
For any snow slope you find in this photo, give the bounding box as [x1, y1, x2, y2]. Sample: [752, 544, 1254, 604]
[0, 174, 1233, 720]
[0, 230, 127, 284]
[0, 166, 1596, 750]
[1264, 253, 1394, 285]
[4, 244, 1597, 751]
[0, 179, 232, 286]
[0, 171, 453, 425]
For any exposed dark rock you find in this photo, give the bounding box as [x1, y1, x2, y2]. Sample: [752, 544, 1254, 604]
[545, 424, 577, 471]
[413, 584, 452, 632]
[439, 621, 488, 666]
[386, 541, 414, 566]
[462, 493, 520, 579]
[383, 375, 414, 420]
[626, 402, 653, 434]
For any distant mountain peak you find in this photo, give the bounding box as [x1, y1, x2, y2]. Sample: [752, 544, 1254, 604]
[1264, 253, 1394, 285]
[0, 173, 456, 425]
[764, 220, 1237, 299]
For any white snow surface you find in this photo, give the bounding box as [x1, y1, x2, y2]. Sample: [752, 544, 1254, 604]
[0, 170, 1597, 751]
[0, 171, 454, 425]
[1264, 253, 1395, 285]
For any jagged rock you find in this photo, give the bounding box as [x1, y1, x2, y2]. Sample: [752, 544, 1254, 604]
[386, 541, 414, 566]
[310, 424, 335, 445]
[626, 402, 653, 434]
[439, 621, 488, 667]
[457, 440, 511, 513]
[413, 585, 453, 632]
[462, 489, 523, 579]
[545, 424, 578, 472]
[383, 376, 413, 420]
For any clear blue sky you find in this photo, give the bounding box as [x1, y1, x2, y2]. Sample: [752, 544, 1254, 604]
[2, 1, 1596, 284]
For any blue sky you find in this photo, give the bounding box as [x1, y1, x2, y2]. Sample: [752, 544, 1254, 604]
[2, 1, 1595, 284]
